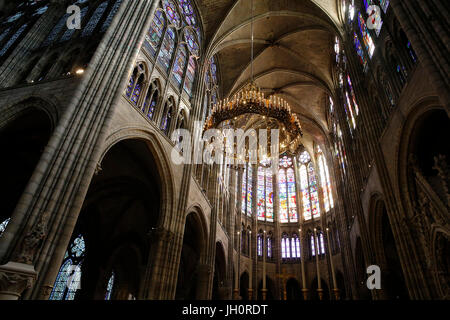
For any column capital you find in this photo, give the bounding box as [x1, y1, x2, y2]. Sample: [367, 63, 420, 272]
[0, 262, 37, 300]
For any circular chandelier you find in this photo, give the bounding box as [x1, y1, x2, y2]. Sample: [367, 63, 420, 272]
[202, 0, 303, 158]
[203, 83, 303, 152]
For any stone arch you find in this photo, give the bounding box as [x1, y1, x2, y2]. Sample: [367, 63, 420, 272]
[431, 227, 450, 299]
[286, 277, 302, 300]
[0, 98, 57, 255]
[239, 270, 249, 300]
[101, 127, 176, 227]
[212, 241, 227, 300]
[175, 210, 206, 300]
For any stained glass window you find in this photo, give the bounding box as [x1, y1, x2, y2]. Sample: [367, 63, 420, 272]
[0, 23, 28, 56]
[378, 0, 389, 13]
[42, 14, 69, 47]
[210, 57, 218, 84]
[257, 234, 263, 257]
[308, 163, 320, 219]
[60, 6, 89, 42]
[162, 0, 181, 28]
[353, 32, 367, 70]
[257, 166, 265, 220]
[145, 10, 165, 57]
[81, 1, 108, 37]
[358, 12, 375, 58]
[292, 234, 301, 258]
[104, 271, 115, 300]
[126, 67, 137, 97]
[241, 164, 253, 217]
[344, 91, 356, 130]
[256, 165, 274, 222]
[161, 99, 174, 134]
[0, 28, 11, 44]
[310, 234, 316, 257]
[172, 45, 187, 86]
[334, 37, 340, 63]
[281, 234, 290, 259]
[183, 56, 196, 96]
[184, 28, 199, 56]
[49, 234, 85, 300]
[317, 147, 334, 213]
[267, 234, 272, 258]
[348, 0, 355, 22]
[279, 156, 297, 223]
[157, 27, 176, 72]
[179, 0, 197, 26]
[319, 232, 326, 255]
[131, 74, 144, 105]
[265, 169, 274, 222]
[101, 0, 123, 33]
[300, 164, 311, 221]
[299, 151, 320, 220]
[0, 218, 10, 237]
[246, 165, 253, 217]
[347, 75, 360, 115]
[406, 41, 417, 63]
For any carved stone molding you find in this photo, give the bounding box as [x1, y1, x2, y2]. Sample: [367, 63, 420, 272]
[12, 213, 48, 265]
[0, 262, 37, 300]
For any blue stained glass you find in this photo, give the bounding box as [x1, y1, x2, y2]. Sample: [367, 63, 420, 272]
[104, 272, 115, 300]
[179, 0, 197, 26]
[353, 32, 367, 70]
[157, 27, 176, 72]
[42, 14, 69, 47]
[162, 0, 181, 27]
[144, 10, 165, 56]
[0, 218, 10, 237]
[358, 12, 375, 58]
[183, 56, 196, 95]
[32, 5, 48, 16]
[407, 41, 417, 63]
[0, 23, 28, 56]
[49, 235, 85, 301]
[172, 45, 187, 85]
[378, 0, 389, 13]
[60, 6, 89, 42]
[126, 69, 136, 97]
[210, 57, 217, 84]
[3, 12, 24, 24]
[0, 28, 11, 44]
[184, 28, 199, 56]
[100, 0, 123, 33]
[81, 1, 108, 37]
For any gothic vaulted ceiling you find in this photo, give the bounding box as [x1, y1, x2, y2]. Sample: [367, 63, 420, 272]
[196, 0, 343, 150]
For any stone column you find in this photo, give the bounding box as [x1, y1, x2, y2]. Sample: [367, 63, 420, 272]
[389, 0, 450, 114]
[0, 262, 37, 300]
[0, 0, 160, 300]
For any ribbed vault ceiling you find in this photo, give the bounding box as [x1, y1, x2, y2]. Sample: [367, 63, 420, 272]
[196, 0, 343, 150]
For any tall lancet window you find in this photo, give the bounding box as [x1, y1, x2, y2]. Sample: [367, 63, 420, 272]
[299, 151, 320, 221]
[317, 147, 334, 212]
[278, 156, 297, 223]
[257, 164, 274, 222]
[50, 234, 85, 300]
[101, 0, 124, 33]
[358, 12, 375, 58]
[0, 23, 28, 57]
[81, 1, 108, 38]
[0, 218, 10, 238]
[241, 163, 253, 217]
[104, 271, 115, 300]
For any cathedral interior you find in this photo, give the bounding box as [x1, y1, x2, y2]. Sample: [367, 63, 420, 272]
[0, 0, 448, 301]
